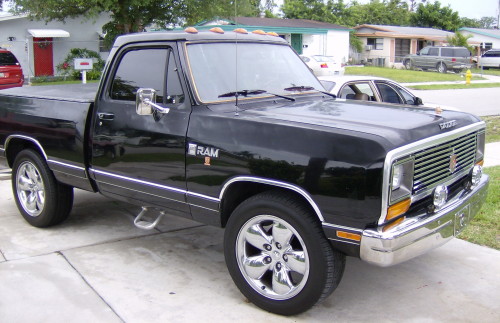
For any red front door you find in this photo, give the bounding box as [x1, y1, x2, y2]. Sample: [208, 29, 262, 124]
[33, 37, 54, 76]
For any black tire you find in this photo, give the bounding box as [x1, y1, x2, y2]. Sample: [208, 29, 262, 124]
[453, 69, 463, 74]
[437, 62, 448, 73]
[12, 149, 74, 227]
[404, 59, 412, 70]
[224, 191, 345, 315]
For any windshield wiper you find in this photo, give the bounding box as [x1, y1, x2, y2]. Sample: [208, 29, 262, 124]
[284, 85, 337, 99]
[218, 89, 295, 101]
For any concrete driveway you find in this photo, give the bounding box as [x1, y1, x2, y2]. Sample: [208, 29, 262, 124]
[0, 179, 499, 322]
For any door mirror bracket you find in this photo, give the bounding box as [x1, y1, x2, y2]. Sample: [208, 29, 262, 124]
[136, 88, 170, 115]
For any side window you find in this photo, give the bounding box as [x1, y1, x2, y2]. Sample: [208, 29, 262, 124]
[110, 49, 167, 101]
[376, 83, 402, 104]
[441, 48, 453, 57]
[394, 85, 415, 105]
[166, 51, 185, 106]
[428, 48, 439, 56]
[341, 82, 374, 100]
[339, 85, 356, 99]
[419, 47, 429, 55]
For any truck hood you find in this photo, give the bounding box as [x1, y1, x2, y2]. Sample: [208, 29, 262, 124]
[235, 98, 480, 149]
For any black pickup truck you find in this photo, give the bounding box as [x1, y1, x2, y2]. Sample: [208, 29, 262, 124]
[0, 29, 489, 315]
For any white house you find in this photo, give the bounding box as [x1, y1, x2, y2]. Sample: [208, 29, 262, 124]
[195, 17, 351, 64]
[459, 28, 500, 51]
[0, 12, 110, 78]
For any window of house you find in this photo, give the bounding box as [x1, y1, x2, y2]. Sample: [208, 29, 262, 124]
[367, 38, 383, 50]
[99, 36, 111, 53]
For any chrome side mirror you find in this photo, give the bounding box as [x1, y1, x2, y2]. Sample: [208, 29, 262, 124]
[136, 88, 170, 115]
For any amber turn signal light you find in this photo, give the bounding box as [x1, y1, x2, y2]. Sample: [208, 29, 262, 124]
[337, 231, 361, 242]
[386, 198, 411, 222]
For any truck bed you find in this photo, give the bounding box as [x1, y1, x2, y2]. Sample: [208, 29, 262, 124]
[0, 83, 97, 191]
[0, 83, 99, 102]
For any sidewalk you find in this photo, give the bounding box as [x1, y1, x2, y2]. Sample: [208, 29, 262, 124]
[0, 179, 499, 322]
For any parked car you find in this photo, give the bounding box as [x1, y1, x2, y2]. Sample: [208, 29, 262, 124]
[318, 75, 459, 111]
[300, 55, 345, 76]
[0, 48, 24, 90]
[476, 49, 500, 69]
[403, 46, 471, 73]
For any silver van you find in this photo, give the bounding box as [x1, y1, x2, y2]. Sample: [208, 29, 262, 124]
[403, 46, 472, 73]
[478, 49, 500, 69]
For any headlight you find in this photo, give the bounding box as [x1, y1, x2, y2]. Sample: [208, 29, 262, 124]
[390, 158, 414, 204]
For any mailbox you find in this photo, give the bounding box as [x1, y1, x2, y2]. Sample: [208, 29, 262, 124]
[74, 58, 93, 70]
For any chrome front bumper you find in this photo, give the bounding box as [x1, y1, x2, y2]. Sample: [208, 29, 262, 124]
[360, 175, 489, 267]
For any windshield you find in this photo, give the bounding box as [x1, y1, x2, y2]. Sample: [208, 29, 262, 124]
[186, 42, 322, 103]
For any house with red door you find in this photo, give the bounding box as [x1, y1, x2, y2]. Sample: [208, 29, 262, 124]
[0, 12, 110, 79]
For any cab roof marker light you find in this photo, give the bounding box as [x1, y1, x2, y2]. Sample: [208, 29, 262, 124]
[234, 28, 248, 34]
[209, 27, 224, 34]
[267, 32, 279, 37]
[184, 27, 198, 34]
[252, 30, 267, 35]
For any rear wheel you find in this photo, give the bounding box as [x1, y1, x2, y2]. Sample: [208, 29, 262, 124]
[437, 62, 448, 73]
[12, 149, 73, 227]
[224, 191, 345, 315]
[404, 59, 412, 70]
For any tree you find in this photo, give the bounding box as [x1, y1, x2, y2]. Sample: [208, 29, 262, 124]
[184, 0, 260, 26]
[446, 31, 474, 52]
[478, 16, 497, 29]
[12, 0, 187, 45]
[459, 17, 480, 28]
[410, 1, 461, 31]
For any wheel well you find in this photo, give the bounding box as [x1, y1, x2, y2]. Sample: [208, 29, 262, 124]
[220, 181, 318, 228]
[5, 139, 45, 167]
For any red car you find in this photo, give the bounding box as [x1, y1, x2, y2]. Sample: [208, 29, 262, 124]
[0, 48, 24, 90]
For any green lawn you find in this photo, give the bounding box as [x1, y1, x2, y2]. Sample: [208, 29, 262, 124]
[483, 116, 500, 144]
[409, 83, 500, 90]
[459, 166, 500, 250]
[345, 66, 485, 83]
[32, 80, 100, 86]
[470, 68, 500, 76]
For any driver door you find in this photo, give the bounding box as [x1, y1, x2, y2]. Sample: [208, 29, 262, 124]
[90, 44, 192, 216]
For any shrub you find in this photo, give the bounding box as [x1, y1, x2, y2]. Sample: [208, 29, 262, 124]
[56, 48, 105, 80]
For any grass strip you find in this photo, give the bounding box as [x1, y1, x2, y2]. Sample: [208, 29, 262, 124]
[408, 83, 500, 90]
[459, 166, 500, 250]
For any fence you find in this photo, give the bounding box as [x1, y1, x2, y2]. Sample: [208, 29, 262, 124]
[0, 39, 108, 84]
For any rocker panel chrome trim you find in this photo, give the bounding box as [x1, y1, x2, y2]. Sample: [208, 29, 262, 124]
[322, 222, 363, 233]
[220, 176, 325, 222]
[90, 168, 220, 203]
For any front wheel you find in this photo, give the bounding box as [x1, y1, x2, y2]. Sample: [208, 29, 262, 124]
[437, 62, 448, 73]
[224, 191, 345, 315]
[12, 149, 74, 227]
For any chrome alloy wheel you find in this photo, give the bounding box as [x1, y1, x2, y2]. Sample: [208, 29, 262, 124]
[16, 161, 45, 217]
[235, 215, 309, 300]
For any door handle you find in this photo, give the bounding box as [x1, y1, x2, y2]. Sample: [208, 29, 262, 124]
[98, 112, 115, 121]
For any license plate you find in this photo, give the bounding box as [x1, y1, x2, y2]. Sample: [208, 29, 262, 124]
[454, 204, 470, 235]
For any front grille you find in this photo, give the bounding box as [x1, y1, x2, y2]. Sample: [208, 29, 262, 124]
[412, 132, 477, 194]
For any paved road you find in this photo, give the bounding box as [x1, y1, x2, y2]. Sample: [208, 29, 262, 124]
[413, 87, 500, 116]
[1, 179, 499, 322]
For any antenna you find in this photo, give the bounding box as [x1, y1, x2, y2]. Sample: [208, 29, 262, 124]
[234, 0, 239, 116]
